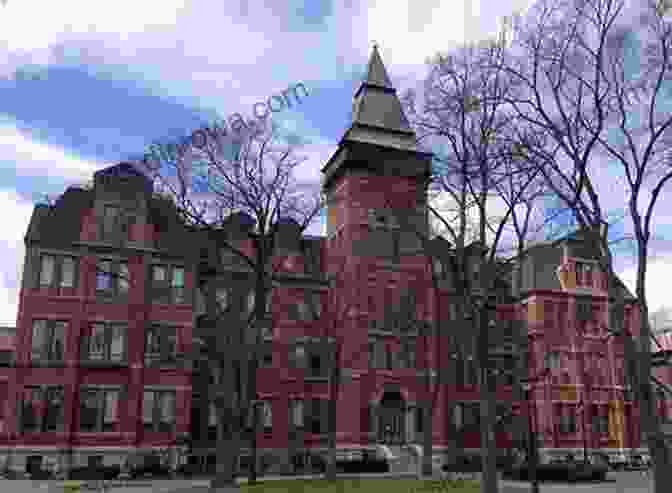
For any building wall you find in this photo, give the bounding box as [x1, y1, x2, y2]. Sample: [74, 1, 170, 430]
[0, 163, 656, 474]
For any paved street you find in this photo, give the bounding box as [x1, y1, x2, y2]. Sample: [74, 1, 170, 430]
[500, 470, 654, 493]
[0, 471, 658, 492]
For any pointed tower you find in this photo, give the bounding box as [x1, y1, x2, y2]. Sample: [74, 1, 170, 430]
[322, 45, 433, 256]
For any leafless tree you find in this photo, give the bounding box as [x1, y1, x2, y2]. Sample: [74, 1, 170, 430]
[132, 118, 323, 490]
[399, 38, 562, 492]
[492, 0, 672, 488]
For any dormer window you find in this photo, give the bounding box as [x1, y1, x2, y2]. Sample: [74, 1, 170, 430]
[576, 261, 594, 287]
[100, 205, 121, 241]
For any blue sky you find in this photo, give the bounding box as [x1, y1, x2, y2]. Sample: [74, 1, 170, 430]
[1, 0, 671, 327]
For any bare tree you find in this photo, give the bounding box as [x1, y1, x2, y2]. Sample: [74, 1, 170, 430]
[132, 118, 322, 490]
[399, 38, 560, 492]
[493, 0, 672, 488]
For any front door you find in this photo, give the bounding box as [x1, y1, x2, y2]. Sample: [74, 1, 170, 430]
[377, 391, 405, 445]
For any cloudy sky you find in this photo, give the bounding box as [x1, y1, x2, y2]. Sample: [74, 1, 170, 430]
[1, 0, 670, 328]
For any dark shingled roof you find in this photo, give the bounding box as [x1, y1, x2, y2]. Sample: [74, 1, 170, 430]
[25, 187, 94, 247]
[350, 45, 414, 136]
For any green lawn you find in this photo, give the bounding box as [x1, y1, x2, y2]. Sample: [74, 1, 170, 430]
[244, 478, 481, 493]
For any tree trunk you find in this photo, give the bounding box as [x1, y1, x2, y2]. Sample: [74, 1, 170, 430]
[480, 367, 499, 493]
[210, 406, 240, 492]
[633, 247, 671, 493]
[422, 403, 434, 477]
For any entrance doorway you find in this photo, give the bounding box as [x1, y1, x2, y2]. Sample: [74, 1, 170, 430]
[378, 391, 406, 445]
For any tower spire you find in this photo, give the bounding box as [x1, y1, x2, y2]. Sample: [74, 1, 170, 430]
[350, 44, 413, 136]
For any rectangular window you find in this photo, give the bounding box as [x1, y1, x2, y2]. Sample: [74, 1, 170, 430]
[215, 287, 229, 313]
[60, 257, 75, 288]
[307, 399, 326, 434]
[31, 320, 66, 362]
[96, 260, 113, 291]
[79, 388, 121, 432]
[452, 404, 463, 430]
[153, 265, 167, 282]
[576, 298, 593, 322]
[142, 390, 176, 433]
[290, 344, 307, 369]
[465, 358, 478, 385]
[290, 399, 304, 428]
[463, 402, 480, 429]
[101, 205, 120, 240]
[399, 339, 416, 368]
[592, 406, 609, 434]
[433, 258, 445, 280]
[259, 342, 273, 368]
[118, 262, 129, 294]
[144, 325, 178, 365]
[39, 255, 78, 289]
[261, 401, 272, 431]
[81, 323, 126, 362]
[21, 386, 65, 433]
[309, 353, 322, 378]
[558, 410, 577, 434]
[152, 265, 186, 304]
[545, 351, 561, 370]
[296, 301, 309, 321]
[39, 255, 55, 286]
[95, 259, 129, 297]
[416, 406, 424, 433]
[172, 267, 185, 303]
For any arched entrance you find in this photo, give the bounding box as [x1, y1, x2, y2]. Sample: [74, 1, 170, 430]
[378, 391, 406, 445]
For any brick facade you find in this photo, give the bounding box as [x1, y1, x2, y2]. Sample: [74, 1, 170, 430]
[0, 47, 653, 476]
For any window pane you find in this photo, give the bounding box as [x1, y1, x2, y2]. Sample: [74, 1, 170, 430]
[103, 206, 119, 236]
[31, 320, 47, 361]
[80, 390, 100, 431]
[118, 263, 129, 293]
[247, 291, 255, 314]
[165, 331, 177, 358]
[51, 321, 66, 360]
[103, 391, 119, 423]
[142, 392, 154, 424]
[172, 267, 184, 288]
[294, 345, 306, 368]
[153, 266, 167, 282]
[145, 328, 160, 355]
[262, 401, 272, 428]
[40, 255, 55, 286]
[60, 257, 75, 288]
[89, 324, 106, 360]
[45, 388, 64, 431]
[96, 261, 112, 290]
[160, 393, 176, 423]
[292, 400, 304, 427]
[216, 288, 229, 312]
[110, 325, 125, 361]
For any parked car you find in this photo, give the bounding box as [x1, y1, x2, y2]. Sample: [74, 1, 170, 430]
[627, 454, 651, 470]
[124, 452, 172, 479]
[336, 450, 388, 473]
[504, 458, 608, 482]
[68, 464, 121, 480]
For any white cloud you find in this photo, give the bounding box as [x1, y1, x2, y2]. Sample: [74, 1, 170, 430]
[0, 189, 33, 327]
[363, 0, 536, 75]
[619, 257, 672, 315]
[0, 119, 102, 182]
[0, 0, 186, 53]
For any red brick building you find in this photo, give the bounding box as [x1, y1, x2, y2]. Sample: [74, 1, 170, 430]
[0, 46, 651, 476]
